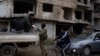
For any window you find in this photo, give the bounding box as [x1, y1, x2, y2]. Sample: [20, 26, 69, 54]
[14, 0, 36, 13]
[63, 7, 72, 20]
[43, 3, 53, 12]
[84, 0, 88, 4]
[73, 24, 83, 34]
[84, 10, 92, 22]
[94, 4, 100, 13]
[75, 11, 82, 19]
[95, 33, 100, 40]
[77, 0, 81, 2]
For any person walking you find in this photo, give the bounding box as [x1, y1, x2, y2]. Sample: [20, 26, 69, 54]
[37, 24, 48, 56]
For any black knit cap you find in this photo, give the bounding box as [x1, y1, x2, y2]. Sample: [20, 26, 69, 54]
[42, 24, 46, 28]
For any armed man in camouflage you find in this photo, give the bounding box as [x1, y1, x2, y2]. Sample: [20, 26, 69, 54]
[37, 24, 48, 56]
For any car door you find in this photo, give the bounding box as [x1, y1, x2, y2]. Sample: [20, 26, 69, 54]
[92, 33, 100, 52]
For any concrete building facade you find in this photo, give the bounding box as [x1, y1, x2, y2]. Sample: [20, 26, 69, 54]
[0, 0, 99, 39]
[93, 0, 100, 31]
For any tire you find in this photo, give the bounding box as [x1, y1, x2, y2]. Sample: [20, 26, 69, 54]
[66, 51, 80, 56]
[46, 49, 61, 56]
[83, 46, 91, 56]
[0, 45, 15, 56]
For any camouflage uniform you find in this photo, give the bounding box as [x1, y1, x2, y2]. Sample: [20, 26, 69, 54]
[39, 28, 47, 56]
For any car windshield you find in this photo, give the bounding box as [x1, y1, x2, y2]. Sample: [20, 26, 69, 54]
[76, 33, 93, 39]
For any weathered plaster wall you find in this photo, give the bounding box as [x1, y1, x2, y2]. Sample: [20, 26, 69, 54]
[0, 0, 12, 18]
[37, 0, 76, 8]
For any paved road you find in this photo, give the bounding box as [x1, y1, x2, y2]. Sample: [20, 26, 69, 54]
[15, 46, 100, 56]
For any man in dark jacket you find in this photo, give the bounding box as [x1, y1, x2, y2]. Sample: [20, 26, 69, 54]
[23, 12, 34, 32]
[11, 17, 24, 32]
[56, 27, 70, 56]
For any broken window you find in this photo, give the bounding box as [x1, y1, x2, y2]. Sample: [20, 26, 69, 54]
[73, 24, 83, 34]
[94, 4, 100, 13]
[84, 10, 92, 22]
[84, 0, 88, 4]
[43, 3, 53, 12]
[63, 7, 72, 20]
[14, 0, 36, 13]
[75, 11, 82, 19]
[77, 0, 81, 2]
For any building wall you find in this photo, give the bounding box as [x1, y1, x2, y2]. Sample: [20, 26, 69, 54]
[36, 3, 63, 20]
[37, 0, 76, 8]
[35, 2, 75, 24]
[93, 0, 100, 31]
[0, 0, 12, 18]
[0, 0, 99, 37]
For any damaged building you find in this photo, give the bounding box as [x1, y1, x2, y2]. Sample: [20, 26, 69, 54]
[74, 0, 94, 34]
[34, 0, 94, 38]
[94, 0, 100, 31]
[0, 0, 99, 38]
[0, 0, 37, 32]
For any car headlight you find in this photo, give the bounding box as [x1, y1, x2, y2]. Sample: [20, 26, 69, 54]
[73, 49, 76, 52]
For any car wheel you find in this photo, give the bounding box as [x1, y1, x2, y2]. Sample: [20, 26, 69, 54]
[0, 45, 15, 56]
[83, 46, 91, 56]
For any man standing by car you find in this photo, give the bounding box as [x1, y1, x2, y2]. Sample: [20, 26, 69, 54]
[56, 27, 71, 56]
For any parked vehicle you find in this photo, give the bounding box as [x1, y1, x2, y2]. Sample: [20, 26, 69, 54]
[69, 32, 100, 56]
[0, 32, 39, 56]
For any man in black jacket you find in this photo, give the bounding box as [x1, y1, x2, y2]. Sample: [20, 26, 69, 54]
[56, 27, 70, 56]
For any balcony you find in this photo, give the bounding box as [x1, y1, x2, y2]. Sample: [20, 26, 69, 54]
[77, 2, 91, 8]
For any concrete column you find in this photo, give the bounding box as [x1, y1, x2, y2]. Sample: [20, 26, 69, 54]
[82, 10, 84, 20]
[87, 0, 90, 5]
[91, 11, 94, 26]
[35, 2, 43, 18]
[72, 9, 76, 21]
[81, 0, 84, 3]
[91, 2, 94, 26]
[53, 6, 61, 20]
